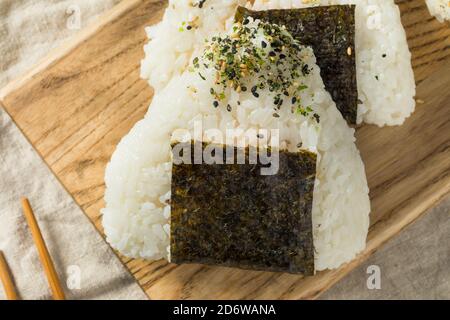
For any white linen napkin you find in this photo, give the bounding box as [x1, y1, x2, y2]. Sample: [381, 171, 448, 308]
[0, 0, 146, 300]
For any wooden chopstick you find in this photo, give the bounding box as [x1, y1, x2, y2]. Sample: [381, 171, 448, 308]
[21, 198, 66, 300]
[0, 251, 18, 300]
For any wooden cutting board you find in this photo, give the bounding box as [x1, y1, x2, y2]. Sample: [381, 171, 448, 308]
[1, 0, 449, 299]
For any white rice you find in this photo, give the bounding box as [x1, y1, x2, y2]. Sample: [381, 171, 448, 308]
[103, 14, 370, 271]
[426, 0, 450, 22]
[141, 0, 416, 127]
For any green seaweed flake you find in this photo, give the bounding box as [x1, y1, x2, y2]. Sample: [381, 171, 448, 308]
[191, 18, 317, 121]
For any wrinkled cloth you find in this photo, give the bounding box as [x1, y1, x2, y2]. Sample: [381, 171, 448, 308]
[322, 197, 450, 300]
[0, 0, 146, 300]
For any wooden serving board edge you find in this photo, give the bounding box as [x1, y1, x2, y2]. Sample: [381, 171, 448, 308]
[0, 0, 145, 101]
[312, 183, 450, 299]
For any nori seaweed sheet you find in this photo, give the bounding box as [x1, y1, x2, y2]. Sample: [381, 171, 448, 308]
[170, 141, 316, 275]
[236, 5, 358, 124]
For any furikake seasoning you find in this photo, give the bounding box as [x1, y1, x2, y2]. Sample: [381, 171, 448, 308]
[170, 141, 317, 275]
[235, 5, 358, 124]
[193, 0, 207, 8]
[190, 17, 320, 122]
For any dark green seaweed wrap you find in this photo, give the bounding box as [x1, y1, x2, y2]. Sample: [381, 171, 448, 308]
[236, 5, 358, 124]
[170, 141, 316, 275]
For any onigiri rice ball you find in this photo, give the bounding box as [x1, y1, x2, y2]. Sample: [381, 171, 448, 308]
[141, 0, 416, 127]
[103, 17, 371, 271]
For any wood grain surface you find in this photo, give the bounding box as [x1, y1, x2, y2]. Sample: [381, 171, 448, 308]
[1, 0, 449, 299]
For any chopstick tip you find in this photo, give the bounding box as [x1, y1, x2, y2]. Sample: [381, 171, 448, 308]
[20, 197, 30, 207]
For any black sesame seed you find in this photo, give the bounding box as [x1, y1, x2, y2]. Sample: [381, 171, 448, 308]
[241, 86, 247, 92]
[382, 54, 387, 58]
[226, 104, 232, 112]
[198, 0, 206, 8]
[261, 41, 267, 48]
[297, 142, 303, 148]
[243, 18, 250, 25]
[302, 64, 310, 75]
[252, 91, 259, 98]
[313, 113, 320, 123]
[291, 97, 297, 104]
[269, 51, 276, 57]
[279, 54, 286, 59]
[187, 25, 192, 30]
[273, 113, 280, 118]
[213, 101, 219, 108]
